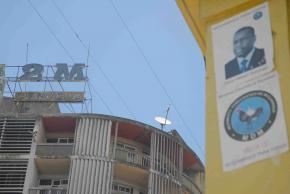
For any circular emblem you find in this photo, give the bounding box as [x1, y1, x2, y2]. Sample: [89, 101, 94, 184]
[224, 90, 277, 142]
[253, 11, 263, 20]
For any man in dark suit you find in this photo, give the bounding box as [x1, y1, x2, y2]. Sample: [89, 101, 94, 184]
[225, 26, 266, 79]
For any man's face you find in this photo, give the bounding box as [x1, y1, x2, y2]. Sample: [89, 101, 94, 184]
[233, 29, 256, 58]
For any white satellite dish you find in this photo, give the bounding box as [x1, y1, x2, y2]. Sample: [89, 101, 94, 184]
[155, 105, 172, 130]
[155, 116, 172, 125]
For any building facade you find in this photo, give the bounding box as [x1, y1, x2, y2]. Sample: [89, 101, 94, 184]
[0, 102, 204, 194]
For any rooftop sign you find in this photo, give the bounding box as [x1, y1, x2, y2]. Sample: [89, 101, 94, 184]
[15, 92, 84, 102]
[3, 63, 88, 104]
[7, 63, 87, 82]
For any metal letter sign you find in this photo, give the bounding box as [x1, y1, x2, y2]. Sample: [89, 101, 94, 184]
[19, 63, 43, 81]
[54, 63, 85, 81]
[18, 63, 86, 82]
[0, 64, 5, 99]
[5, 63, 87, 103]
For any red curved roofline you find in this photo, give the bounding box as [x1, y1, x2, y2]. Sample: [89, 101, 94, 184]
[42, 114, 203, 171]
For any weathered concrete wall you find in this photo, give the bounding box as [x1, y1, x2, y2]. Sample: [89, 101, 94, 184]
[0, 97, 60, 114]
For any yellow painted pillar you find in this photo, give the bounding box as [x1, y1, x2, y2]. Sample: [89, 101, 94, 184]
[177, 0, 290, 193]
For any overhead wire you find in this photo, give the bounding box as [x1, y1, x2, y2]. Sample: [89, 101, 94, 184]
[108, 0, 205, 156]
[27, 0, 114, 115]
[88, 81, 114, 115]
[49, 66, 76, 113]
[50, 0, 136, 120]
[27, 0, 77, 113]
[27, 0, 75, 64]
[46, 73, 75, 113]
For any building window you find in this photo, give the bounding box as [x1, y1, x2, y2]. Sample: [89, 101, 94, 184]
[39, 179, 68, 187]
[53, 180, 61, 186]
[59, 138, 68, 143]
[112, 183, 133, 194]
[46, 138, 58, 143]
[39, 179, 52, 186]
[46, 138, 74, 144]
[61, 180, 68, 185]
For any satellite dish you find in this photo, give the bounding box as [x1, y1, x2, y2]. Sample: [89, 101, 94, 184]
[155, 105, 172, 131]
[155, 116, 172, 125]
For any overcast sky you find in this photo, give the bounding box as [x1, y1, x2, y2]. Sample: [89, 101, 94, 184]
[0, 0, 206, 163]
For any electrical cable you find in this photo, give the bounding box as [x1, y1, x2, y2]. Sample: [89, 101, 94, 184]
[109, 0, 205, 156]
[27, 0, 77, 113]
[50, 0, 136, 120]
[88, 81, 114, 115]
[27, 0, 75, 63]
[49, 66, 76, 113]
[27, 0, 111, 113]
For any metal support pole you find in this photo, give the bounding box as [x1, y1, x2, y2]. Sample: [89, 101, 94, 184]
[109, 121, 119, 194]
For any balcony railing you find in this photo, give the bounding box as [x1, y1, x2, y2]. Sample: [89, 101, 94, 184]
[111, 189, 146, 194]
[114, 148, 150, 169]
[112, 181, 147, 194]
[29, 187, 67, 194]
[182, 174, 202, 194]
[36, 144, 73, 156]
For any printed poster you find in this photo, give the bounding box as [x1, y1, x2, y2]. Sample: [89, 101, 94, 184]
[217, 72, 288, 171]
[211, 2, 274, 92]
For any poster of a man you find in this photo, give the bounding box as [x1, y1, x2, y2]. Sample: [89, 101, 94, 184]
[225, 26, 266, 79]
[211, 2, 273, 92]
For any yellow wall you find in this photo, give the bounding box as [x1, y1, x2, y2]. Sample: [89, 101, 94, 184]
[177, 0, 290, 193]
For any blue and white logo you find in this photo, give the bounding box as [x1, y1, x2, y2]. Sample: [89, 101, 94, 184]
[224, 91, 277, 142]
[253, 11, 263, 20]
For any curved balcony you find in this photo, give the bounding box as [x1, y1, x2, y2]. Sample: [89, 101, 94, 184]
[182, 174, 202, 194]
[114, 148, 150, 169]
[35, 143, 73, 157]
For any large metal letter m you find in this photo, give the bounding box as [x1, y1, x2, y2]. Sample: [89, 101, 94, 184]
[54, 63, 86, 81]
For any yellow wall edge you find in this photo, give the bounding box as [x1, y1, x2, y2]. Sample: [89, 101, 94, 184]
[176, 0, 206, 54]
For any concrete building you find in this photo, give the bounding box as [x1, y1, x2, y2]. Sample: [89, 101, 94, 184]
[0, 99, 204, 194]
